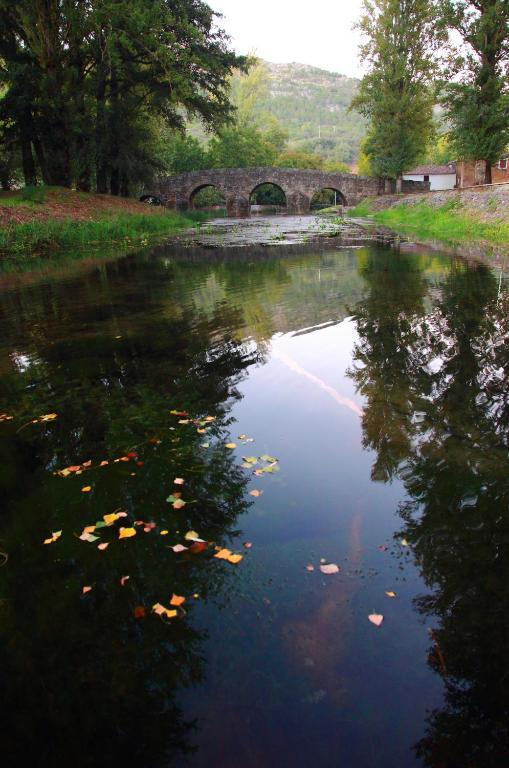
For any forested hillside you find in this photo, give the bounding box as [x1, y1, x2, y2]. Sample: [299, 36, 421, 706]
[188, 61, 366, 169]
[256, 62, 365, 166]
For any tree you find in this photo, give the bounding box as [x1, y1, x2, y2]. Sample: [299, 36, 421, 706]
[274, 149, 325, 169]
[207, 123, 278, 168]
[351, 0, 442, 186]
[0, 0, 244, 191]
[440, 1, 509, 184]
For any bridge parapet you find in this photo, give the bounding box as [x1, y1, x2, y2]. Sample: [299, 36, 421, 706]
[143, 167, 383, 216]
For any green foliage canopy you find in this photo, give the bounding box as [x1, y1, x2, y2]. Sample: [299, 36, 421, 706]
[351, 0, 442, 180]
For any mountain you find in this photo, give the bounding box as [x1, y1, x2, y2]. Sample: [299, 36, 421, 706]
[256, 61, 366, 166]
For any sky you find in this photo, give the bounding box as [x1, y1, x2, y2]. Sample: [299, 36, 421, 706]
[211, 0, 366, 79]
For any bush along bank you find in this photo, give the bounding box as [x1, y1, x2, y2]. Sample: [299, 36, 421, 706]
[348, 189, 509, 247]
[0, 187, 206, 261]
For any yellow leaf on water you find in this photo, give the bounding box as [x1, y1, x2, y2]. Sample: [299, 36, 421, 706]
[214, 548, 232, 560]
[249, 489, 263, 497]
[81, 486, 92, 493]
[152, 603, 178, 619]
[170, 594, 186, 606]
[225, 443, 237, 449]
[385, 591, 397, 598]
[400, 539, 409, 547]
[43, 530, 62, 544]
[40, 413, 57, 422]
[103, 512, 121, 526]
[160, 530, 169, 536]
[227, 554, 243, 564]
[184, 530, 199, 541]
[83, 525, 96, 534]
[119, 527, 136, 539]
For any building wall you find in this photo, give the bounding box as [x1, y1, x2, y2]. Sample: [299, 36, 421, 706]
[403, 173, 456, 191]
[456, 160, 509, 188]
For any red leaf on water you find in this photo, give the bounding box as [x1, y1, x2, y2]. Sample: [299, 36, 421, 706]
[133, 606, 145, 619]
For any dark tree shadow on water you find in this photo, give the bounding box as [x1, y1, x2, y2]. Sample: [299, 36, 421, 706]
[0, 255, 266, 767]
[349, 250, 509, 767]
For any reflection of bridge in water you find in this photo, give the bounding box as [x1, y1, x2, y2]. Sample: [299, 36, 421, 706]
[142, 167, 384, 216]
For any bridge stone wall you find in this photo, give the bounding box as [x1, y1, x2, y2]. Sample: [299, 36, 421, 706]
[143, 167, 384, 216]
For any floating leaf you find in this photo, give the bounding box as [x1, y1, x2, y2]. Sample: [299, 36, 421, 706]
[40, 413, 57, 422]
[243, 542, 252, 549]
[120, 575, 130, 586]
[377, 544, 388, 552]
[170, 409, 188, 417]
[200, 442, 210, 449]
[400, 538, 409, 547]
[227, 553, 243, 564]
[174, 477, 185, 485]
[81, 486, 92, 493]
[82, 586, 92, 595]
[319, 563, 340, 575]
[79, 532, 99, 542]
[368, 613, 384, 627]
[306, 564, 315, 571]
[170, 544, 187, 553]
[225, 442, 237, 449]
[184, 530, 199, 541]
[170, 594, 186, 606]
[249, 489, 263, 497]
[260, 454, 277, 463]
[99, 460, 109, 467]
[160, 530, 169, 536]
[197, 428, 206, 434]
[385, 591, 397, 598]
[242, 456, 258, 465]
[172, 499, 186, 510]
[189, 541, 208, 554]
[133, 606, 145, 619]
[97, 542, 109, 551]
[152, 603, 178, 619]
[43, 530, 62, 545]
[214, 548, 232, 560]
[83, 525, 96, 534]
[119, 527, 136, 539]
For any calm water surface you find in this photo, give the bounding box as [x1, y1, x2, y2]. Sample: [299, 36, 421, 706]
[1, 219, 509, 767]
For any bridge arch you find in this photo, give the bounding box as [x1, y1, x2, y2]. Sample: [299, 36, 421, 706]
[310, 187, 347, 209]
[249, 181, 287, 211]
[189, 183, 226, 211]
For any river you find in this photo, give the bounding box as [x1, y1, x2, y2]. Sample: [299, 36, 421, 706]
[1, 214, 508, 767]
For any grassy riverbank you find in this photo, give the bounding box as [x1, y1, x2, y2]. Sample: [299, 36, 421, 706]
[349, 192, 509, 246]
[0, 186, 204, 260]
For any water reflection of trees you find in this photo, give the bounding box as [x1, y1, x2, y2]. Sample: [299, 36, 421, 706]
[349, 251, 509, 766]
[0, 256, 264, 767]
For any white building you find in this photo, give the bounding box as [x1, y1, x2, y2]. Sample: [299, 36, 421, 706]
[403, 163, 456, 191]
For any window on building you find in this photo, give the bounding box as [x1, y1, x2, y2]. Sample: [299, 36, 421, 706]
[424, 175, 429, 182]
[498, 158, 508, 170]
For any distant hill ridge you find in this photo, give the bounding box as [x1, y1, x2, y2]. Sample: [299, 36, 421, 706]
[257, 61, 365, 166]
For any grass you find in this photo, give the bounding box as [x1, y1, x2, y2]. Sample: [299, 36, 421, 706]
[0, 207, 206, 260]
[348, 198, 509, 245]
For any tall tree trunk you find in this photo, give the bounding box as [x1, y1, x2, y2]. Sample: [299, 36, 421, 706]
[108, 66, 120, 196]
[95, 75, 108, 194]
[21, 137, 37, 186]
[33, 135, 49, 185]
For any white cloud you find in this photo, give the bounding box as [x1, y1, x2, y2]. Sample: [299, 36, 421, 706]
[211, 0, 366, 78]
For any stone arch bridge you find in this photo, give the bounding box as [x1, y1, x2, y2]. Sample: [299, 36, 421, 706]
[142, 167, 384, 216]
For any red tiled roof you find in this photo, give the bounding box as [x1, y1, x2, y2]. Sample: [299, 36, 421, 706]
[405, 163, 456, 175]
